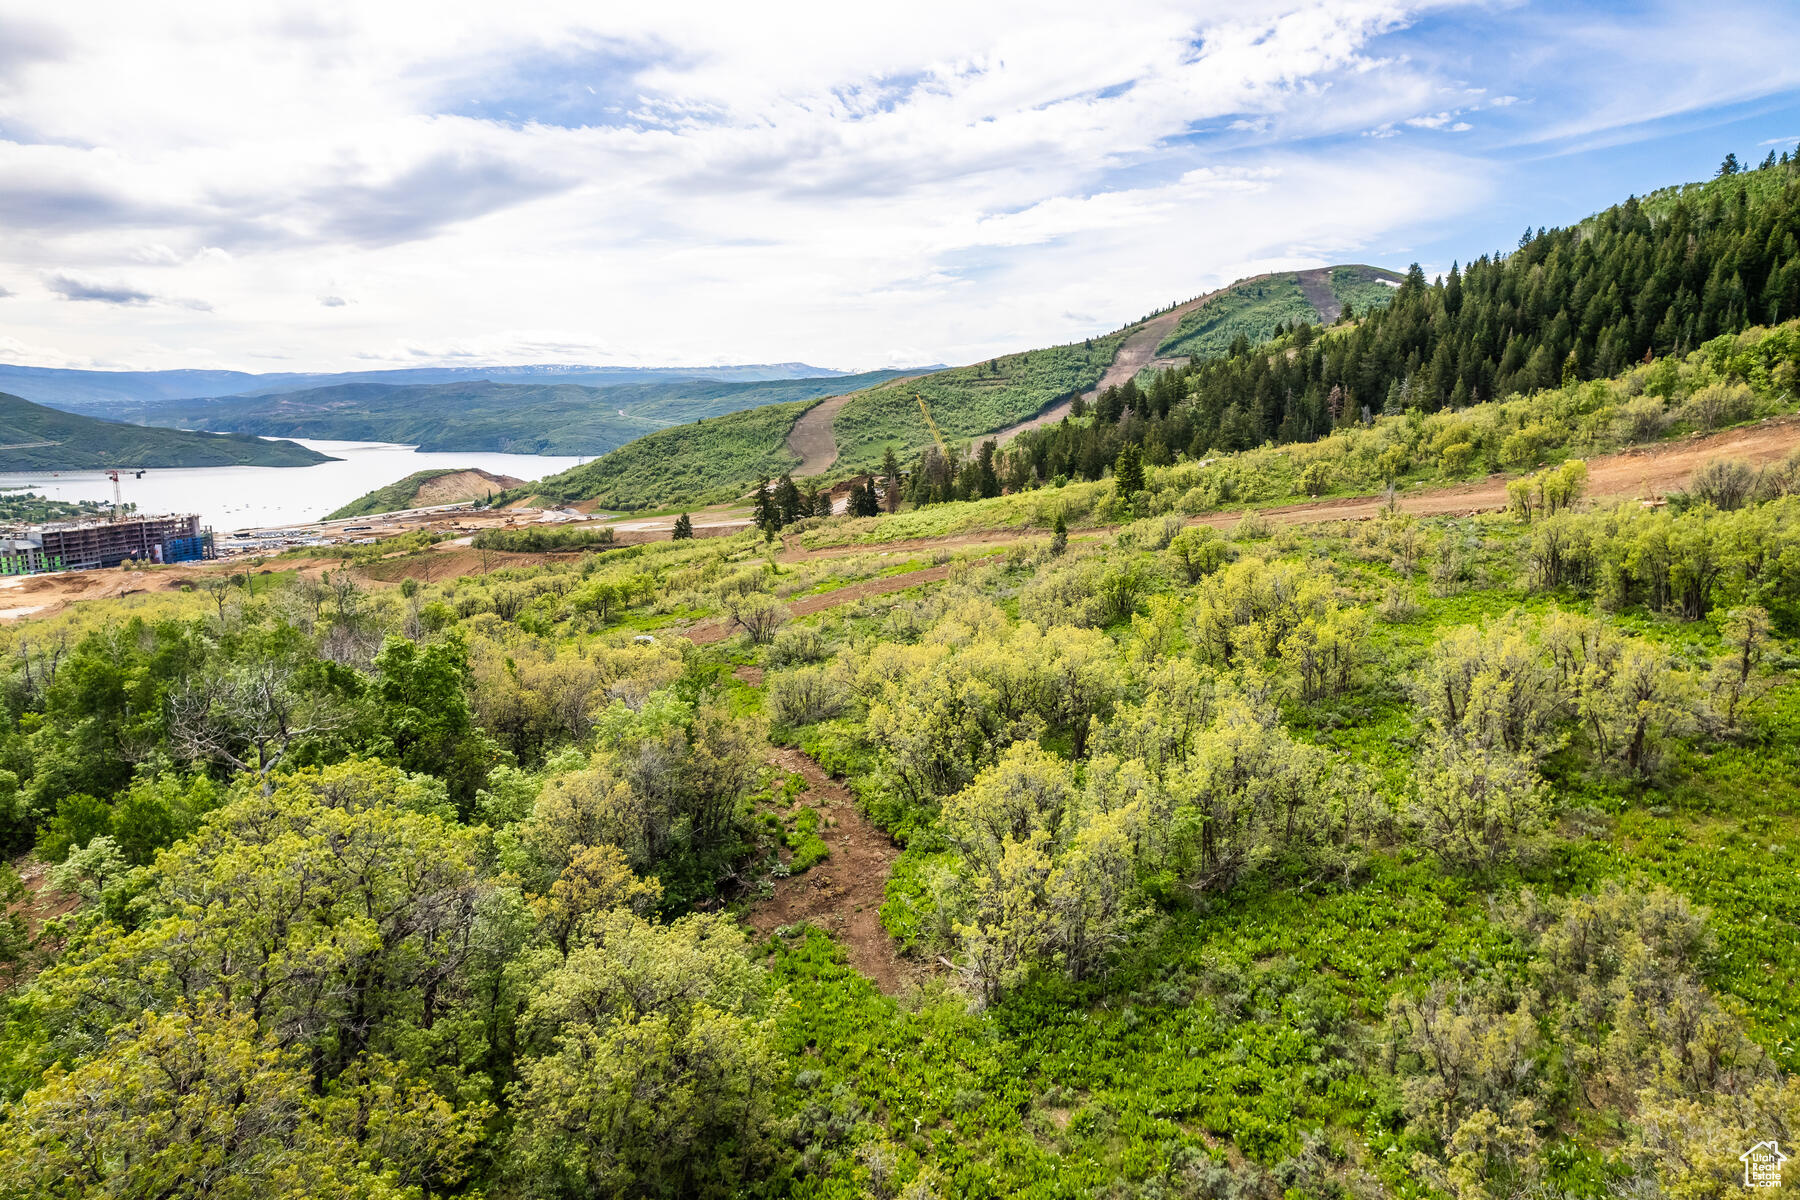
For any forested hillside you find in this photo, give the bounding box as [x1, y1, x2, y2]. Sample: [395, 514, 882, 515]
[0, 392, 331, 470]
[0, 361, 852, 417]
[1015, 155, 1800, 478]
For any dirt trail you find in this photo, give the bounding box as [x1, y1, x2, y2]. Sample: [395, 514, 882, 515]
[785, 391, 858, 476]
[786, 377, 919, 479]
[683, 562, 956, 643]
[992, 278, 1277, 445]
[1176, 416, 1800, 531]
[745, 748, 911, 993]
[2, 856, 77, 991]
[764, 418, 1800, 573]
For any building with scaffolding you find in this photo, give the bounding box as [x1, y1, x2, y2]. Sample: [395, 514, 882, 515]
[0, 513, 213, 574]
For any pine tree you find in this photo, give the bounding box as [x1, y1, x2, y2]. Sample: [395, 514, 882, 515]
[773, 475, 803, 526]
[1114, 443, 1145, 495]
[671, 512, 693, 540]
[1718, 152, 1741, 177]
[1051, 512, 1068, 555]
[865, 480, 885, 517]
[881, 446, 901, 514]
[976, 439, 1001, 498]
[751, 477, 776, 534]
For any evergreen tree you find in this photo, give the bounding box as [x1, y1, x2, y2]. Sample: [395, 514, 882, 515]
[1718, 152, 1741, 177]
[671, 512, 693, 540]
[1051, 512, 1068, 555]
[1114, 443, 1145, 495]
[976, 439, 1001, 498]
[881, 446, 902, 514]
[751, 477, 776, 535]
[849, 479, 880, 518]
[773, 474, 803, 526]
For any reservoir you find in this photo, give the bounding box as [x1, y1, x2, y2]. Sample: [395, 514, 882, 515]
[0, 439, 585, 532]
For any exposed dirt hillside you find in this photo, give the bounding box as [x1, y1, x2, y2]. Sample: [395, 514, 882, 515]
[411, 468, 523, 507]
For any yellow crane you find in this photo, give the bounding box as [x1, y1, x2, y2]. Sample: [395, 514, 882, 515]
[914, 393, 946, 451]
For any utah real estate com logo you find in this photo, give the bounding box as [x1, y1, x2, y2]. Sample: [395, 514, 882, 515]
[1742, 1141, 1788, 1189]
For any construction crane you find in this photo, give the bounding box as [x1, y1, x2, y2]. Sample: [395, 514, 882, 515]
[102, 468, 146, 517]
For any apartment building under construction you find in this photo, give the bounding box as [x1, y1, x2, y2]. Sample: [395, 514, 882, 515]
[0, 513, 213, 574]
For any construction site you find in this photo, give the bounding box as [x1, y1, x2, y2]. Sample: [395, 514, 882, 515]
[0, 512, 214, 574]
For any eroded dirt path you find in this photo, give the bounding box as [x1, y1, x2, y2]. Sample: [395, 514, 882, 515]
[785, 391, 859, 476]
[745, 747, 911, 993]
[992, 278, 1277, 445]
[1294, 267, 1341, 323]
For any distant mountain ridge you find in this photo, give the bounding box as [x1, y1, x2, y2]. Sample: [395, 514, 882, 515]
[0, 393, 331, 471]
[98, 370, 919, 457]
[0, 361, 855, 416]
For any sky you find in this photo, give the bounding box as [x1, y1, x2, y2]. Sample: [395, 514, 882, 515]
[3, 1, 1800, 375]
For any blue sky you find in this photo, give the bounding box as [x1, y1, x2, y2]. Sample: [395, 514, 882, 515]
[0, 1, 1797, 373]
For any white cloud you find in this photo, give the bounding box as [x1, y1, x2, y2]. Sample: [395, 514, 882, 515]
[0, 0, 1792, 372]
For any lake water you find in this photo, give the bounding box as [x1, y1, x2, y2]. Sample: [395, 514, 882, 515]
[0, 440, 586, 532]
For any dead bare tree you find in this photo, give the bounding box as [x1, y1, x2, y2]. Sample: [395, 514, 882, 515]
[200, 575, 233, 625]
[729, 594, 790, 645]
[168, 661, 341, 792]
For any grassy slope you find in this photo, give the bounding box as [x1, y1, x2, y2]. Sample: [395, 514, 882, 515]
[518, 272, 1404, 509]
[325, 468, 515, 519]
[831, 335, 1130, 472]
[121, 371, 914, 456]
[525, 398, 815, 510]
[524, 338, 1133, 509]
[1155, 265, 1400, 359]
[0, 392, 331, 470]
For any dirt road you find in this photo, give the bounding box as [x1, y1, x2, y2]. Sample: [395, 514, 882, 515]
[1177, 416, 1800, 530]
[744, 748, 911, 993]
[991, 279, 1284, 446]
[6, 417, 1796, 626]
[785, 391, 859, 476]
[785, 376, 921, 479]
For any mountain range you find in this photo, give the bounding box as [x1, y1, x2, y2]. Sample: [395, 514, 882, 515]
[0, 361, 856, 417]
